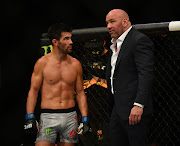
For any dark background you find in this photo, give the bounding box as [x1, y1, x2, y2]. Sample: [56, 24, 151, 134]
[1, 0, 180, 145]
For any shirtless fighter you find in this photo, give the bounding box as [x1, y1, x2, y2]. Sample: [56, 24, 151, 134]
[24, 23, 90, 146]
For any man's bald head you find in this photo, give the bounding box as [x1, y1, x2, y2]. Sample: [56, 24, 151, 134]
[107, 9, 130, 21]
[106, 9, 131, 40]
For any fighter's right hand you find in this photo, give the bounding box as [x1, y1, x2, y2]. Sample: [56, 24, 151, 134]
[24, 113, 38, 134]
[78, 116, 91, 135]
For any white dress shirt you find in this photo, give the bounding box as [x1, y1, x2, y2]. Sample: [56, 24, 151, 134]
[110, 26, 144, 108]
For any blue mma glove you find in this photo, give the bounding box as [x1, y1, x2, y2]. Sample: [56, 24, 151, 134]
[78, 116, 91, 135]
[24, 113, 38, 134]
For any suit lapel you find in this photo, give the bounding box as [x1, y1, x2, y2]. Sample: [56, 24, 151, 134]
[115, 28, 133, 68]
[106, 49, 112, 79]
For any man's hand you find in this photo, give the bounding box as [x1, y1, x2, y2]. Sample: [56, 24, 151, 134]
[129, 105, 143, 125]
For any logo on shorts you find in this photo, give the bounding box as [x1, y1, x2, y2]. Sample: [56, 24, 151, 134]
[45, 128, 51, 136]
[75, 116, 78, 123]
[69, 129, 76, 137]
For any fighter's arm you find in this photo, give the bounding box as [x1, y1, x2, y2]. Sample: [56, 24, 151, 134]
[75, 60, 88, 117]
[26, 58, 44, 114]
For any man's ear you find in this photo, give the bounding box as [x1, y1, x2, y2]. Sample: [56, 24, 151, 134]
[52, 39, 58, 46]
[122, 18, 128, 28]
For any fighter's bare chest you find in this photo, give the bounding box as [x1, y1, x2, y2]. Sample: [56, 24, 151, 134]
[43, 62, 77, 85]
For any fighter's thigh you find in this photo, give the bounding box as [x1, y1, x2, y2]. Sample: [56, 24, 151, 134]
[60, 112, 78, 143]
[36, 114, 57, 144]
[36, 141, 55, 146]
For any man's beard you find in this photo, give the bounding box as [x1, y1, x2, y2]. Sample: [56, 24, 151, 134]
[66, 45, 73, 54]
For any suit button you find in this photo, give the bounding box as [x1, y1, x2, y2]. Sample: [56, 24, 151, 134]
[114, 91, 117, 93]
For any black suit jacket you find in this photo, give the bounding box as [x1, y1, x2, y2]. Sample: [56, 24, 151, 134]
[106, 28, 154, 119]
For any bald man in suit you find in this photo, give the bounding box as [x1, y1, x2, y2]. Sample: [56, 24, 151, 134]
[106, 9, 154, 146]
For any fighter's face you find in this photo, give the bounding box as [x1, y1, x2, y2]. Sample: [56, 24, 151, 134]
[57, 32, 73, 54]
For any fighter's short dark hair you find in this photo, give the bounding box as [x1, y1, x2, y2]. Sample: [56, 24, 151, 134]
[47, 23, 72, 44]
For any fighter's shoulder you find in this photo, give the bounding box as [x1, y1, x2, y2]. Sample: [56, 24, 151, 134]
[69, 55, 82, 69]
[34, 55, 48, 69]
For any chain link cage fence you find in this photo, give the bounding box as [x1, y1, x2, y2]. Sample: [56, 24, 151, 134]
[40, 22, 180, 146]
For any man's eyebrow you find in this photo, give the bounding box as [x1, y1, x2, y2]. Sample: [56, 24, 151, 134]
[107, 18, 115, 21]
[64, 36, 71, 39]
[106, 19, 115, 23]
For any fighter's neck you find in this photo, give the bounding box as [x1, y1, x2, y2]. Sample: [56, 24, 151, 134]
[51, 48, 68, 62]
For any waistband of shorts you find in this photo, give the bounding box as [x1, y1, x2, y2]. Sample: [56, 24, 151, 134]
[40, 107, 76, 113]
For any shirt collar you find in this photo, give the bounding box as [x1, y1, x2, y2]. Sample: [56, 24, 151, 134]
[111, 26, 132, 44]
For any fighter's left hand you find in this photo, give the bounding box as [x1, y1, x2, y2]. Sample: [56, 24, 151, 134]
[129, 105, 143, 125]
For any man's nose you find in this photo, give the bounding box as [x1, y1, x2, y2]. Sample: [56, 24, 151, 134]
[70, 39, 73, 45]
[107, 23, 112, 30]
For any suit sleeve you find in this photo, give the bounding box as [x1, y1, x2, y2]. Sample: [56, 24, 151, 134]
[134, 35, 154, 106]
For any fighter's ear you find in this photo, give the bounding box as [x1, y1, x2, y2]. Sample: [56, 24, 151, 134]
[52, 39, 58, 46]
